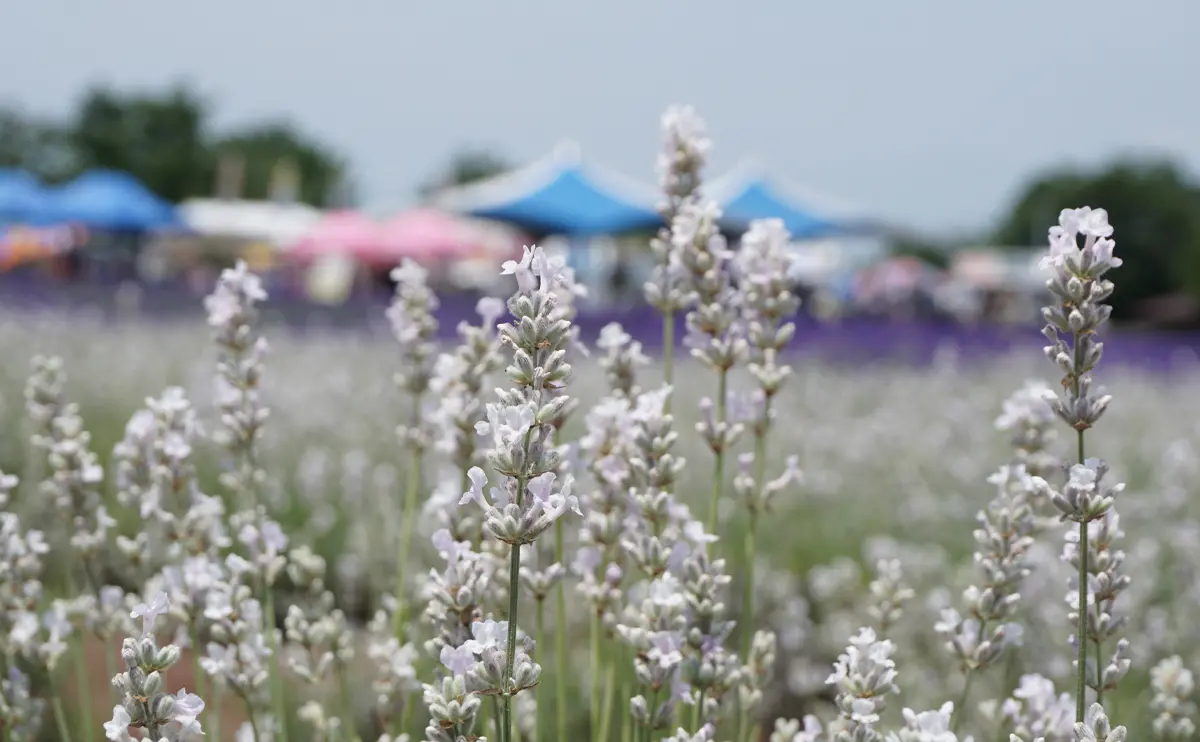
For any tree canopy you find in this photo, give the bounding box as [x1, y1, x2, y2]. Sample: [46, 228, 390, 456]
[992, 159, 1200, 320]
[1, 82, 348, 208]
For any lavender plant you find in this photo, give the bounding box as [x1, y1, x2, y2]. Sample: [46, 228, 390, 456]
[387, 258, 440, 639]
[458, 244, 581, 742]
[0, 108, 1193, 742]
[646, 105, 710, 392]
[1034, 207, 1123, 720]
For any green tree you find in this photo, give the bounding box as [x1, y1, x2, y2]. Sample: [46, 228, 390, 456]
[419, 148, 511, 198]
[888, 232, 955, 270]
[213, 123, 349, 207]
[70, 83, 213, 202]
[0, 106, 74, 181]
[993, 159, 1200, 320]
[62, 82, 348, 207]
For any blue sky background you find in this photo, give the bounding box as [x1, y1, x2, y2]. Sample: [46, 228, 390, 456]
[1, 0, 1196, 234]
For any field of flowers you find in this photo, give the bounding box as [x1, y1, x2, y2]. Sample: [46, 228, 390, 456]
[3, 106, 1199, 742]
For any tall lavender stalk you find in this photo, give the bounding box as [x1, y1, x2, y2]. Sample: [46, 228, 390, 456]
[461, 245, 581, 742]
[1034, 207, 1121, 721]
[386, 259, 439, 639]
[647, 105, 710, 393]
[732, 217, 801, 637]
[674, 199, 743, 534]
[203, 260, 288, 740]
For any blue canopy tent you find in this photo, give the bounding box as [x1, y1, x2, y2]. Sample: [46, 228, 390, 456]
[432, 141, 663, 238]
[41, 169, 181, 231]
[0, 169, 49, 225]
[36, 170, 183, 283]
[708, 160, 875, 239]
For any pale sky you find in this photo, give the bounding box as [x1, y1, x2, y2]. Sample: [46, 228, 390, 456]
[1, 0, 1196, 234]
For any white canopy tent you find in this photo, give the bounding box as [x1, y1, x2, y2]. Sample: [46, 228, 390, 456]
[179, 198, 324, 247]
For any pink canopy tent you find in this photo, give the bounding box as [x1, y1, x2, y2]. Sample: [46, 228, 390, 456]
[378, 208, 527, 262]
[288, 210, 388, 265]
[288, 208, 526, 268]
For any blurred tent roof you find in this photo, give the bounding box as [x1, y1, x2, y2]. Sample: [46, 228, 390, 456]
[287, 210, 385, 265]
[377, 208, 526, 262]
[432, 141, 663, 237]
[179, 198, 323, 246]
[0, 169, 50, 225]
[708, 160, 875, 239]
[951, 247, 1047, 290]
[41, 169, 181, 232]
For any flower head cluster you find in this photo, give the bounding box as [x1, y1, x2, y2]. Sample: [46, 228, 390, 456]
[937, 461, 1038, 674]
[388, 258, 441, 451]
[1063, 509, 1132, 695]
[826, 627, 899, 742]
[365, 594, 420, 731]
[995, 381, 1059, 480]
[422, 672, 484, 742]
[865, 558, 915, 635]
[106, 592, 205, 741]
[771, 716, 825, 742]
[205, 260, 270, 511]
[462, 245, 581, 545]
[737, 218, 800, 393]
[199, 569, 276, 727]
[0, 472, 49, 649]
[1150, 655, 1196, 740]
[24, 354, 67, 453]
[617, 573, 691, 738]
[1039, 207, 1119, 435]
[739, 629, 779, 726]
[429, 297, 507, 483]
[657, 104, 711, 218]
[112, 388, 229, 577]
[886, 703, 959, 742]
[678, 200, 743, 372]
[677, 542, 743, 723]
[1072, 702, 1126, 742]
[733, 451, 802, 515]
[38, 401, 112, 559]
[596, 322, 649, 399]
[0, 665, 45, 742]
[440, 618, 540, 698]
[421, 529, 501, 658]
[1001, 673, 1075, 742]
[646, 105, 711, 316]
[283, 546, 355, 686]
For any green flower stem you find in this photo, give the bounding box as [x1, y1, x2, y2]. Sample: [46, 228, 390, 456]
[1073, 330, 1088, 724]
[554, 519, 568, 742]
[590, 610, 602, 741]
[190, 625, 205, 708]
[339, 665, 361, 742]
[72, 634, 91, 740]
[263, 586, 288, 742]
[52, 693, 73, 742]
[536, 598, 546, 742]
[706, 368, 729, 535]
[492, 696, 504, 742]
[951, 620, 987, 733]
[503, 538, 522, 742]
[212, 688, 224, 742]
[394, 401, 425, 640]
[597, 656, 616, 742]
[663, 313, 675, 411]
[504, 427, 535, 742]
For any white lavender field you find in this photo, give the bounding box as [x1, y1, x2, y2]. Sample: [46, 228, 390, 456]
[2, 282, 1199, 742]
[2, 107, 1198, 742]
